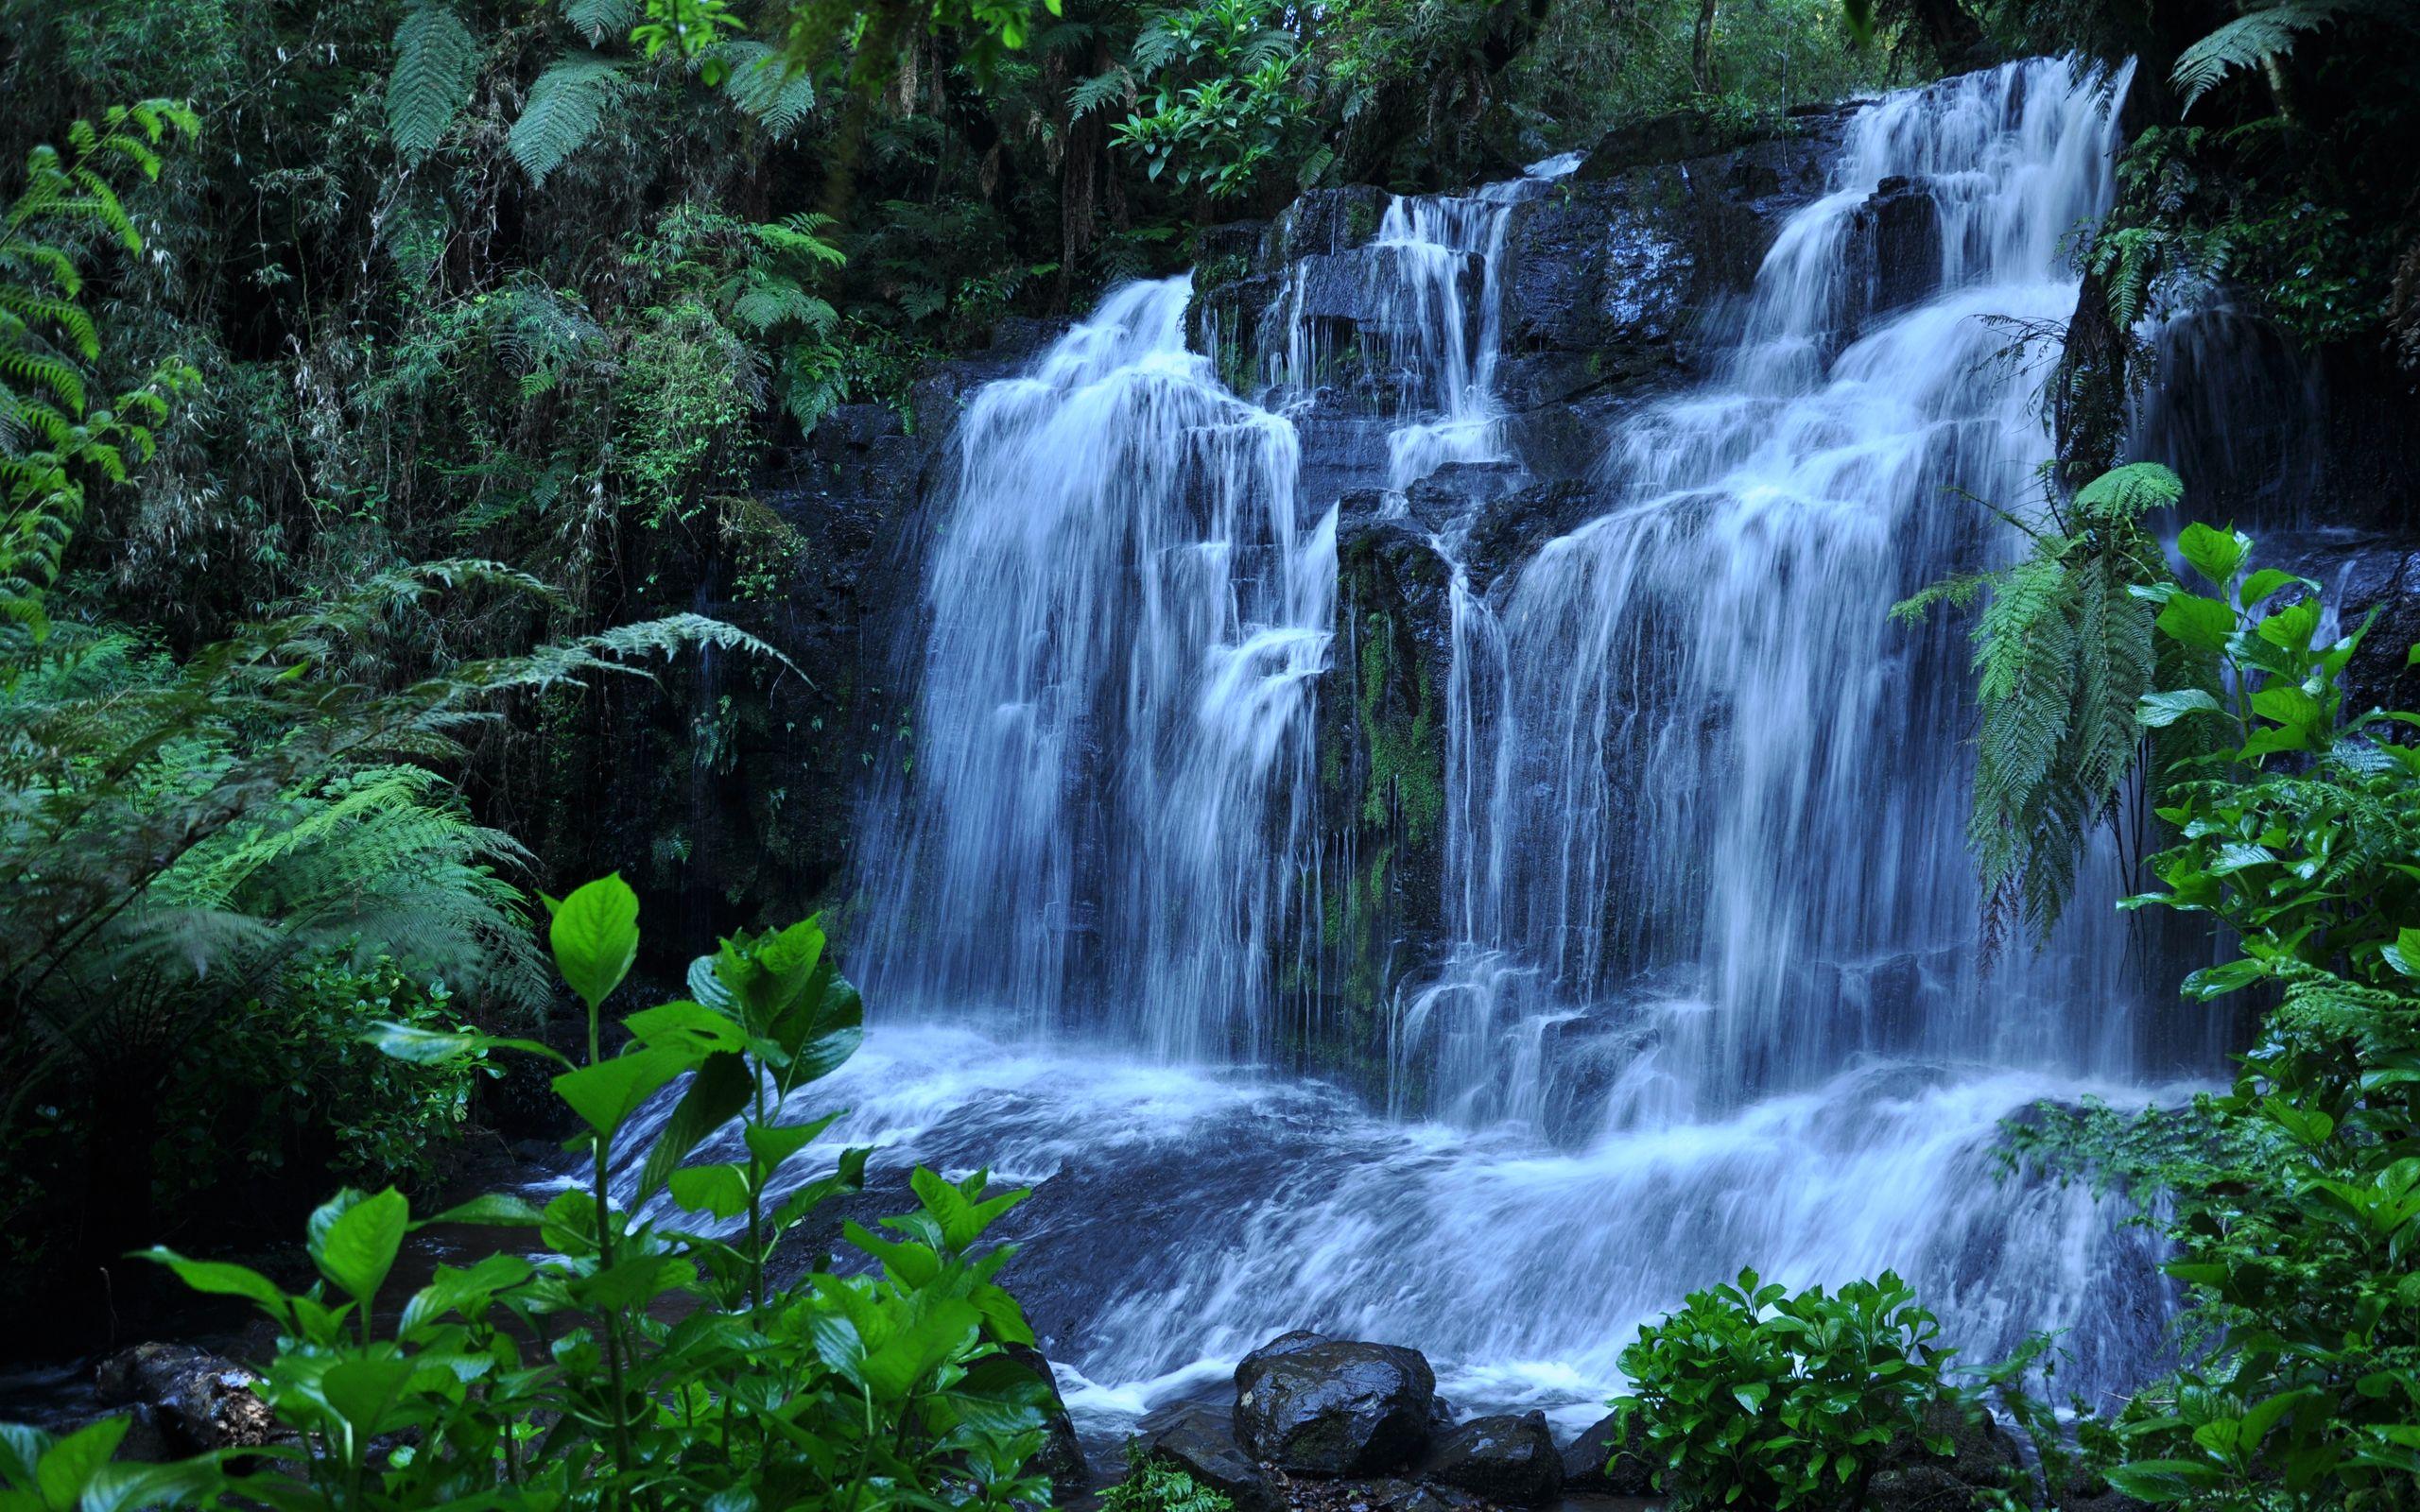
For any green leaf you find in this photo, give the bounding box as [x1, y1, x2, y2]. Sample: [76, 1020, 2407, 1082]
[2238, 568, 2309, 607]
[553, 1046, 685, 1138]
[38, 1416, 128, 1508]
[400, 1253, 533, 1334]
[2155, 593, 2237, 651]
[2383, 928, 2420, 979]
[2138, 688, 2225, 727]
[2074, 462, 2184, 521]
[625, 999, 746, 1055]
[2176, 522, 2247, 588]
[386, 4, 478, 158]
[2106, 1460, 2223, 1502]
[745, 1111, 839, 1171]
[415, 1192, 546, 1228]
[365, 1020, 569, 1068]
[547, 873, 639, 1011]
[634, 1049, 752, 1200]
[320, 1356, 413, 1452]
[667, 1164, 754, 1220]
[311, 1188, 410, 1307]
[136, 1249, 292, 1326]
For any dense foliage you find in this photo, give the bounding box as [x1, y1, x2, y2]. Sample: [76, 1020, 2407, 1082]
[1612, 1268, 1964, 1510]
[1, 875, 1064, 1512]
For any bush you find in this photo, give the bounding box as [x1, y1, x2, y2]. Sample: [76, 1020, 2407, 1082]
[1613, 1267, 1962, 1510]
[0, 875, 1061, 1512]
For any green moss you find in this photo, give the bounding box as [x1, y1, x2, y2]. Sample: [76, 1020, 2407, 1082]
[1344, 195, 1378, 246]
[1357, 611, 1443, 848]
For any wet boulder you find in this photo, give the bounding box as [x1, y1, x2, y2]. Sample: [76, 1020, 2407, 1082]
[1234, 1333, 1439, 1475]
[1133, 1400, 1283, 1512]
[1560, 1409, 1656, 1496]
[93, 1343, 276, 1454]
[1848, 175, 1945, 324]
[1262, 186, 1391, 266]
[1418, 1411, 1563, 1505]
[1868, 1401, 2022, 1504]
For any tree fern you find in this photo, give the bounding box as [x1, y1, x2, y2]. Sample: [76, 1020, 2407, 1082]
[386, 2, 480, 158]
[717, 41, 817, 138]
[562, 0, 639, 45]
[2171, 0, 2350, 111]
[1900, 462, 2189, 950]
[508, 57, 629, 183]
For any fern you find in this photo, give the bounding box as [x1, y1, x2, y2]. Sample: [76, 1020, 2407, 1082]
[1068, 67, 1134, 119]
[508, 56, 628, 183]
[1903, 463, 2189, 950]
[561, 0, 639, 45]
[2171, 0, 2352, 111]
[717, 41, 817, 137]
[386, 3, 480, 158]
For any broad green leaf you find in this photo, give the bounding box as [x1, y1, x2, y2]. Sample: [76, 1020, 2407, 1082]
[2155, 593, 2236, 650]
[401, 1253, 534, 1335]
[625, 1000, 747, 1055]
[320, 1356, 414, 1454]
[2138, 688, 2224, 727]
[363, 1021, 570, 1068]
[547, 874, 639, 1011]
[634, 1049, 752, 1200]
[312, 1187, 410, 1307]
[2255, 600, 2321, 656]
[553, 1046, 686, 1138]
[136, 1249, 292, 1325]
[745, 1110, 839, 1171]
[2384, 927, 2420, 979]
[2238, 568, 2308, 607]
[667, 1163, 753, 1220]
[2176, 522, 2247, 588]
[415, 1192, 545, 1228]
[38, 1416, 128, 1508]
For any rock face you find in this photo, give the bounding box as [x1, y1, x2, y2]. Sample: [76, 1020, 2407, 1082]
[1849, 175, 1945, 322]
[1560, 1409, 1656, 1497]
[1419, 1411, 1563, 1504]
[1234, 1333, 1440, 1475]
[93, 1343, 277, 1454]
[1864, 1402, 2024, 1507]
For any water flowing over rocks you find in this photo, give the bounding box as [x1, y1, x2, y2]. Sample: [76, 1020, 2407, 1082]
[590, 54, 2420, 1471]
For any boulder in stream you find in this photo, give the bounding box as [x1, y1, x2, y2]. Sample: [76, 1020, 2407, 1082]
[1417, 1410, 1562, 1504]
[1234, 1332, 1438, 1475]
[1132, 1400, 1283, 1512]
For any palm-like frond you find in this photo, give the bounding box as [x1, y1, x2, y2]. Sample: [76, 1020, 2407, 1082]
[386, 3, 480, 158]
[508, 56, 628, 183]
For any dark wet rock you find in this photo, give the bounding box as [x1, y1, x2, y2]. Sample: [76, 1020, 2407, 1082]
[1001, 1343, 1089, 1491]
[2340, 544, 2420, 717]
[1875, 1402, 2022, 1496]
[1560, 1409, 1655, 1496]
[1392, 1484, 1485, 1512]
[1240, 1330, 1334, 1371]
[1405, 460, 1529, 530]
[1233, 1335, 1439, 1475]
[94, 1343, 276, 1453]
[1850, 175, 1945, 323]
[1577, 109, 1761, 180]
[2059, 1471, 2153, 1512]
[1461, 478, 1599, 596]
[1868, 1462, 1986, 1511]
[1132, 1400, 1282, 1512]
[1263, 186, 1392, 266]
[1418, 1411, 1562, 1504]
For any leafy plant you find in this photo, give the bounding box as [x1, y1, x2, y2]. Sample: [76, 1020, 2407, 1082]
[1105, 1443, 1237, 1512]
[1, 874, 1063, 1512]
[1612, 1267, 1963, 1510]
[1893, 461, 2209, 948]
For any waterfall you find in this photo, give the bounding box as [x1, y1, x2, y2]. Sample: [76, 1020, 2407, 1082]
[618, 57, 2202, 1442]
[853, 281, 1336, 1064]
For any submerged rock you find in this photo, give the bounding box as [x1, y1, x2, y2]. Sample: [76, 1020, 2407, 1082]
[1418, 1411, 1562, 1504]
[93, 1343, 276, 1454]
[1234, 1333, 1439, 1475]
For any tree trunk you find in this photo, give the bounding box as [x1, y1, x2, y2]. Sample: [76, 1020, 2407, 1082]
[1691, 0, 1720, 94]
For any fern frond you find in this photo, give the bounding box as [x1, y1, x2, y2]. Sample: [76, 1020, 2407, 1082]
[508, 56, 627, 183]
[1068, 68, 1134, 120]
[561, 0, 638, 45]
[717, 41, 817, 137]
[387, 3, 480, 158]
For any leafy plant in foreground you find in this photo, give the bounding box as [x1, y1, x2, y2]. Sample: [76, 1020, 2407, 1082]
[1612, 1267, 1963, 1510]
[0, 874, 1060, 1512]
[1104, 1443, 1236, 1512]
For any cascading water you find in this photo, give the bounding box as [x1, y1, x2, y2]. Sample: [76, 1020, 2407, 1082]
[614, 57, 2209, 1445]
[852, 281, 1335, 1063]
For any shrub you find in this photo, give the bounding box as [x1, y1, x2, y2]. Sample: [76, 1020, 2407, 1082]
[0, 875, 1061, 1512]
[1613, 1267, 1961, 1510]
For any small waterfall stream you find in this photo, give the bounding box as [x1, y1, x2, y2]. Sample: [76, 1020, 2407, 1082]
[619, 57, 2212, 1439]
